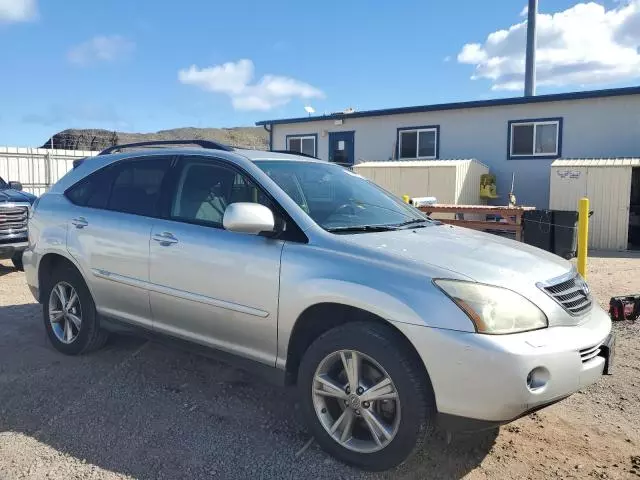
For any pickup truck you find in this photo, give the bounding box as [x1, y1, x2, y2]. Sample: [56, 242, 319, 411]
[0, 176, 37, 269]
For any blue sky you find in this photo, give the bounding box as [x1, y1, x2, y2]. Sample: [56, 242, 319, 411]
[0, 0, 637, 146]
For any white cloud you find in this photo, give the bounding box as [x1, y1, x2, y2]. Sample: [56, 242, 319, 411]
[457, 1, 640, 90]
[0, 0, 37, 23]
[68, 35, 135, 66]
[520, 5, 529, 17]
[178, 59, 324, 111]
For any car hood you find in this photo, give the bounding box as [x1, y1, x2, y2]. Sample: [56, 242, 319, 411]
[338, 224, 571, 289]
[0, 189, 36, 204]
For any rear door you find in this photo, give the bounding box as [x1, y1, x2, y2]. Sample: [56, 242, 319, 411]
[65, 155, 173, 328]
[148, 156, 283, 365]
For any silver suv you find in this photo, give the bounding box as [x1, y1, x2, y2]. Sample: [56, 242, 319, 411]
[24, 140, 613, 471]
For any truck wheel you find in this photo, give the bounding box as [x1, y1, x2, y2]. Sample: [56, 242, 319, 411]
[42, 264, 108, 355]
[298, 322, 435, 471]
[11, 252, 23, 271]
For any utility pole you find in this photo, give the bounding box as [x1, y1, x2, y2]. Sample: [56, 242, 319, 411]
[524, 0, 538, 97]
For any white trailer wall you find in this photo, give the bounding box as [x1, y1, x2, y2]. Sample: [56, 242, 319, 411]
[0, 147, 98, 196]
[550, 158, 639, 250]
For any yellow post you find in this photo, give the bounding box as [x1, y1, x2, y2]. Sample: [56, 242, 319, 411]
[402, 195, 410, 204]
[577, 197, 589, 279]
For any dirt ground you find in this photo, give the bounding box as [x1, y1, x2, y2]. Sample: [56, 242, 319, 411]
[0, 252, 639, 480]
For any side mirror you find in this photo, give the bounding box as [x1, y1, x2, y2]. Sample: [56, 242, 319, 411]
[8, 181, 23, 191]
[223, 203, 275, 235]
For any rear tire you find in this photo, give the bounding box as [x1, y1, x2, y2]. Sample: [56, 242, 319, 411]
[298, 321, 435, 471]
[11, 252, 23, 271]
[42, 263, 108, 355]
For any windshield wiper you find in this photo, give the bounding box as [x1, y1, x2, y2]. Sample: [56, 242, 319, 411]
[326, 225, 399, 233]
[394, 218, 433, 229]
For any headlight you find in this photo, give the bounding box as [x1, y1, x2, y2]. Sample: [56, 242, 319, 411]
[434, 279, 548, 334]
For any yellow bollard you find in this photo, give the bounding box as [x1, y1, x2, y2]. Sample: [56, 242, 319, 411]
[577, 197, 589, 279]
[402, 195, 410, 204]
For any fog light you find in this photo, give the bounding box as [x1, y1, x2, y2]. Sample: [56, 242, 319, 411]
[526, 367, 549, 392]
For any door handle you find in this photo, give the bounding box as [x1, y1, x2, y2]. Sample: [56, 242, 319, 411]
[152, 231, 178, 246]
[71, 217, 88, 229]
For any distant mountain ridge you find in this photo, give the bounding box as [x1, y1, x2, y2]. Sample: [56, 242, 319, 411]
[42, 127, 269, 151]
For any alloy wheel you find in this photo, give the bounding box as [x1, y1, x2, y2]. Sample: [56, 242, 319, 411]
[312, 349, 401, 453]
[48, 281, 82, 344]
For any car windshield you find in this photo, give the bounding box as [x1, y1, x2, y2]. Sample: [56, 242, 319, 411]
[0, 177, 7, 189]
[255, 160, 433, 232]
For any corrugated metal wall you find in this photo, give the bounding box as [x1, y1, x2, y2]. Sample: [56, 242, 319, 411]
[455, 161, 489, 205]
[354, 160, 487, 205]
[353, 162, 457, 202]
[0, 147, 98, 196]
[550, 165, 632, 250]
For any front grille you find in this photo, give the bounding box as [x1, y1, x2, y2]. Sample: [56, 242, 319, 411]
[0, 205, 28, 236]
[542, 273, 592, 315]
[579, 343, 602, 363]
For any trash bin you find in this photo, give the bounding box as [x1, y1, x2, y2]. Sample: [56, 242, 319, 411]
[523, 210, 553, 252]
[551, 210, 578, 260]
[523, 210, 578, 259]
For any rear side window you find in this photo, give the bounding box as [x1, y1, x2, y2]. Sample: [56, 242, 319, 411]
[65, 156, 172, 217]
[65, 168, 114, 209]
[108, 158, 171, 216]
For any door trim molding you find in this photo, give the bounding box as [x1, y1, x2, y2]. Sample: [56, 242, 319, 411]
[92, 268, 269, 318]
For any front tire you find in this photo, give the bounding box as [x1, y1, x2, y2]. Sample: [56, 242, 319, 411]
[298, 322, 435, 471]
[42, 264, 108, 355]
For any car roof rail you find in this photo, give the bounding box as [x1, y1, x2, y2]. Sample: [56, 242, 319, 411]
[98, 139, 235, 156]
[270, 149, 318, 159]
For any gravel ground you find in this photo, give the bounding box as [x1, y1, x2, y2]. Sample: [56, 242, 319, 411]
[1, 252, 639, 480]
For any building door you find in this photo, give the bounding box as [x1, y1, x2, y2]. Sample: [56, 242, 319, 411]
[328, 131, 355, 167]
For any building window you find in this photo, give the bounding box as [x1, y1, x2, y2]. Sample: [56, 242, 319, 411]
[287, 135, 316, 157]
[397, 126, 439, 159]
[508, 118, 562, 159]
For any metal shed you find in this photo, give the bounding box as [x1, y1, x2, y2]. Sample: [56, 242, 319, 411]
[353, 159, 489, 205]
[550, 158, 640, 250]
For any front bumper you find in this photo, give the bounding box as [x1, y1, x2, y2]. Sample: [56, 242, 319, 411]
[393, 305, 612, 428]
[0, 238, 28, 259]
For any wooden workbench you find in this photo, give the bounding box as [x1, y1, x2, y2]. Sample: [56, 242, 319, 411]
[419, 204, 536, 242]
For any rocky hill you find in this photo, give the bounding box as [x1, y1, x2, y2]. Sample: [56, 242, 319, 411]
[42, 127, 269, 151]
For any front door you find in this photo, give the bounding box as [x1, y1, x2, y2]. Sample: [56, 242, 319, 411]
[148, 155, 283, 365]
[328, 131, 355, 167]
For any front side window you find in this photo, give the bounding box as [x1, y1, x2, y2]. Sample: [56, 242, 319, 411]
[171, 158, 271, 228]
[287, 135, 316, 157]
[398, 127, 438, 159]
[509, 119, 561, 158]
[256, 160, 432, 232]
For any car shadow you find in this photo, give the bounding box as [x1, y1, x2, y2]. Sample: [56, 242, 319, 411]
[0, 262, 17, 277]
[0, 302, 496, 479]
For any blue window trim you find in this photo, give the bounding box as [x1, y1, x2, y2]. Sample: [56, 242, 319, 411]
[396, 125, 440, 160]
[285, 133, 318, 157]
[507, 117, 563, 160]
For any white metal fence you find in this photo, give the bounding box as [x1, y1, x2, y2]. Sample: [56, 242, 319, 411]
[0, 147, 99, 196]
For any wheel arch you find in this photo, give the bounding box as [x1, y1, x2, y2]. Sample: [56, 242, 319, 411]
[37, 252, 87, 303]
[284, 302, 432, 391]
